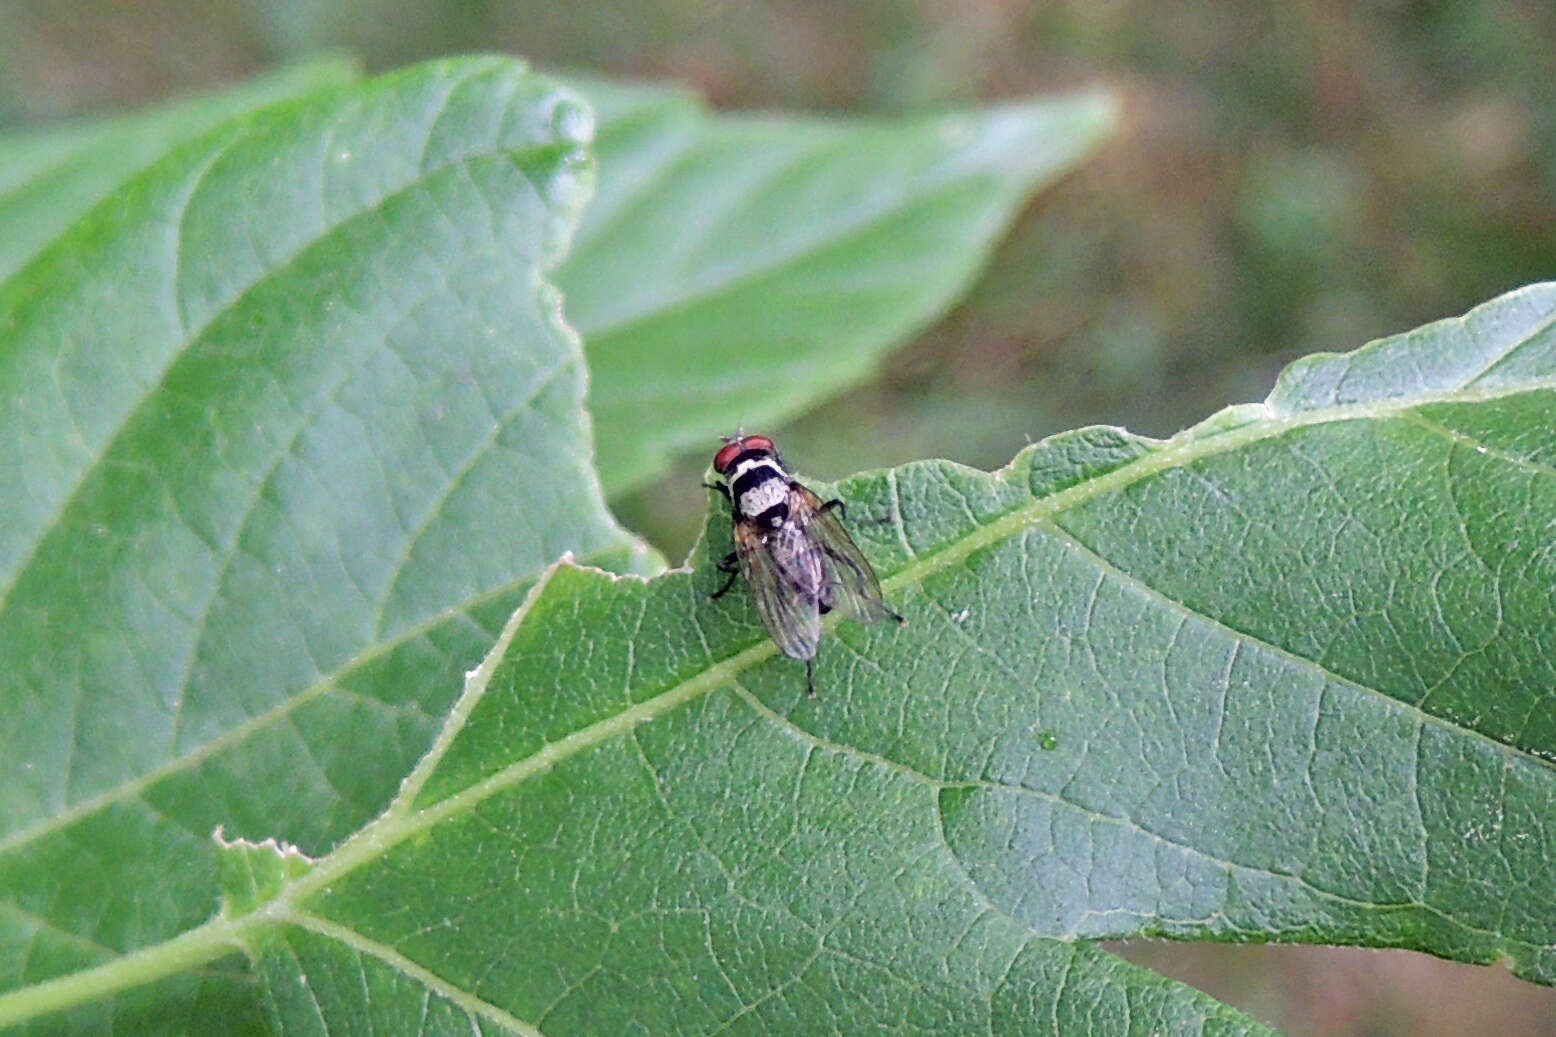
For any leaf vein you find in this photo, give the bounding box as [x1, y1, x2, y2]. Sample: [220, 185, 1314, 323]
[0, 899, 118, 959]
[1043, 514, 1556, 774]
[0, 554, 597, 856]
[286, 909, 545, 1036]
[371, 352, 575, 642]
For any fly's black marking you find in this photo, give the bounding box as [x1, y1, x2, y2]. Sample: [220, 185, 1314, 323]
[707, 433, 904, 698]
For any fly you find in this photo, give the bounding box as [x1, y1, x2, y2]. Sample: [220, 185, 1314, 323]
[706, 433, 904, 698]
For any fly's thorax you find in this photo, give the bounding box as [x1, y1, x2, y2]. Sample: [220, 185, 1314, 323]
[730, 458, 791, 526]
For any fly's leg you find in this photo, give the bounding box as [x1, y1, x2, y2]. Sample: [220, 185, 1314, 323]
[710, 552, 739, 599]
[706, 481, 740, 598]
[806, 657, 817, 699]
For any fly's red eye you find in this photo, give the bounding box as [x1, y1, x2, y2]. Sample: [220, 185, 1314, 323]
[714, 434, 776, 472]
[713, 441, 744, 473]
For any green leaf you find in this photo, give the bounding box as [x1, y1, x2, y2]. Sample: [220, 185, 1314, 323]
[12, 281, 1555, 1032]
[0, 57, 654, 1031]
[557, 78, 1116, 496]
[0, 57, 360, 285]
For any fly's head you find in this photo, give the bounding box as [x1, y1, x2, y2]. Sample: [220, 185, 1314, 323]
[712, 433, 778, 478]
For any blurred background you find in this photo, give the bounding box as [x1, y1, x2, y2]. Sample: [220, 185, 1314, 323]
[3, 1, 1553, 1032]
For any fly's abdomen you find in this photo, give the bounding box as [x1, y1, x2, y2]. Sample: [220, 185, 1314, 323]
[769, 525, 827, 606]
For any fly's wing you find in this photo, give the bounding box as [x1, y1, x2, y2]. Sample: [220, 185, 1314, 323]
[791, 484, 894, 624]
[734, 520, 824, 661]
